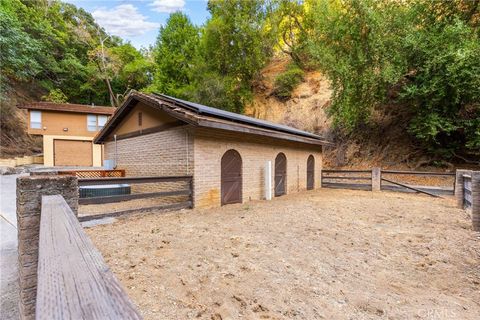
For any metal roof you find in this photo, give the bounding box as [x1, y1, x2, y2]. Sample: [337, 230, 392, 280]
[153, 93, 324, 141]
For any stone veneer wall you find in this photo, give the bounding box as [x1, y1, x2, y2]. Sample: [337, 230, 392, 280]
[193, 128, 323, 208]
[16, 175, 78, 320]
[104, 126, 193, 177]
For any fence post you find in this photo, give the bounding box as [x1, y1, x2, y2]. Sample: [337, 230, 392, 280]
[471, 171, 480, 231]
[455, 170, 465, 208]
[16, 175, 78, 320]
[455, 169, 470, 208]
[372, 167, 381, 191]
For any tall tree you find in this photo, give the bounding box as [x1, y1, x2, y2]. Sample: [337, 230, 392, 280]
[150, 12, 199, 97]
[191, 0, 274, 112]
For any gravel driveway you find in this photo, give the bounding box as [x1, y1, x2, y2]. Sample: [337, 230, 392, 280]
[87, 189, 480, 320]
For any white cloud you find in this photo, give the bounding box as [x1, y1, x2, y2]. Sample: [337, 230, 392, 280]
[92, 4, 159, 37]
[149, 0, 185, 13]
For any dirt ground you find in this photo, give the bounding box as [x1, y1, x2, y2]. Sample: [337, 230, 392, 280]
[86, 189, 480, 320]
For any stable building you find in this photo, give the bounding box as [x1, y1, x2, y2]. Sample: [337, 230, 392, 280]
[94, 91, 332, 208]
[19, 102, 115, 167]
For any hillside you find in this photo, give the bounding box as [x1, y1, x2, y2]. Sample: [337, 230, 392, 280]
[0, 85, 43, 158]
[0, 56, 475, 170]
[246, 58, 459, 170]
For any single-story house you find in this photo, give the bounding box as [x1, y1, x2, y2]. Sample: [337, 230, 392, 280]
[94, 91, 332, 208]
[19, 102, 115, 166]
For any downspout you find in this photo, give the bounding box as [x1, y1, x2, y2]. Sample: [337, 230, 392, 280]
[114, 134, 118, 169]
[185, 131, 189, 174]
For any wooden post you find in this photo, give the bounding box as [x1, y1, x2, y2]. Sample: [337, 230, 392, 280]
[471, 171, 480, 231]
[455, 170, 470, 208]
[372, 167, 381, 191]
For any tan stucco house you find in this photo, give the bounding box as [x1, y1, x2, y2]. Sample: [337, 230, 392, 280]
[94, 91, 332, 208]
[19, 102, 115, 167]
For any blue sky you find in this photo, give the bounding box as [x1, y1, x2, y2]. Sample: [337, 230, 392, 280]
[65, 1, 210, 49]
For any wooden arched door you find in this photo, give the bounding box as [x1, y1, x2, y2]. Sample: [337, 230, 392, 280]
[307, 155, 315, 190]
[221, 149, 242, 205]
[275, 152, 287, 197]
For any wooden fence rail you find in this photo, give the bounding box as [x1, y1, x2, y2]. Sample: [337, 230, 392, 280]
[77, 175, 192, 186]
[322, 168, 455, 196]
[77, 175, 194, 222]
[37, 195, 142, 320]
[321, 170, 373, 191]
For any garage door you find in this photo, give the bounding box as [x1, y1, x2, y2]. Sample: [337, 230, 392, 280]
[54, 140, 93, 166]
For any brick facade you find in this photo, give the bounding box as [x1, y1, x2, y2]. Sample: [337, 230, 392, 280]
[103, 125, 323, 209]
[193, 128, 323, 208]
[104, 126, 194, 177]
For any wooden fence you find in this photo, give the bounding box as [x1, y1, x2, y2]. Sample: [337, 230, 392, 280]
[463, 173, 472, 210]
[58, 169, 126, 178]
[37, 195, 142, 319]
[322, 168, 455, 197]
[77, 175, 193, 221]
[321, 169, 373, 191]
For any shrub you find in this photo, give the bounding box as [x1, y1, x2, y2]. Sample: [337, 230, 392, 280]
[273, 65, 304, 100]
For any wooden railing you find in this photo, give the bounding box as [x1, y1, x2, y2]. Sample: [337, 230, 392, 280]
[58, 169, 126, 178]
[37, 195, 142, 319]
[321, 170, 373, 191]
[77, 175, 193, 221]
[381, 170, 455, 196]
[322, 168, 455, 196]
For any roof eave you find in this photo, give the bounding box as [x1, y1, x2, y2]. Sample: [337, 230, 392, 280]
[196, 118, 332, 147]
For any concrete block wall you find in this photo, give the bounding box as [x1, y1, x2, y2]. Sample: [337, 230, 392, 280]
[193, 128, 323, 208]
[16, 175, 78, 320]
[104, 126, 193, 177]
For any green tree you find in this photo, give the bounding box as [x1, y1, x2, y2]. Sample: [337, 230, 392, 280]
[41, 88, 68, 103]
[150, 12, 199, 97]
[0, 0, 151, 107]
[308, 0, 408, 131]
[401, 1, 480, 159]
[191, 0, 274, 112]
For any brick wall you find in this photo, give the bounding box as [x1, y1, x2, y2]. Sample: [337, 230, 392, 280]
[103, 125, 323, 209]
[16, 175, 78, 320]
[193, 128, 323, 208]
[104, 126, 193, 177]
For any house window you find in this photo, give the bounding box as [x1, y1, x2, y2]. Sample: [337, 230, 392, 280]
[98, 115, 108, 129]
[87, 114, 97, 131]
[87, 114, 109, 131]
[30, 111, 42, 129]
[138, 112, 143, 126]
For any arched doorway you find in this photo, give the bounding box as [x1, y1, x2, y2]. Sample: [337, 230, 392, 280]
[307, 155, 315, 190]
[275, 152, 287, 197]
[221, 149, 242, 205]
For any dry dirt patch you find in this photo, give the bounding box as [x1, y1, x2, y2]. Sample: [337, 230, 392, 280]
[86, 189, 480, 319]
